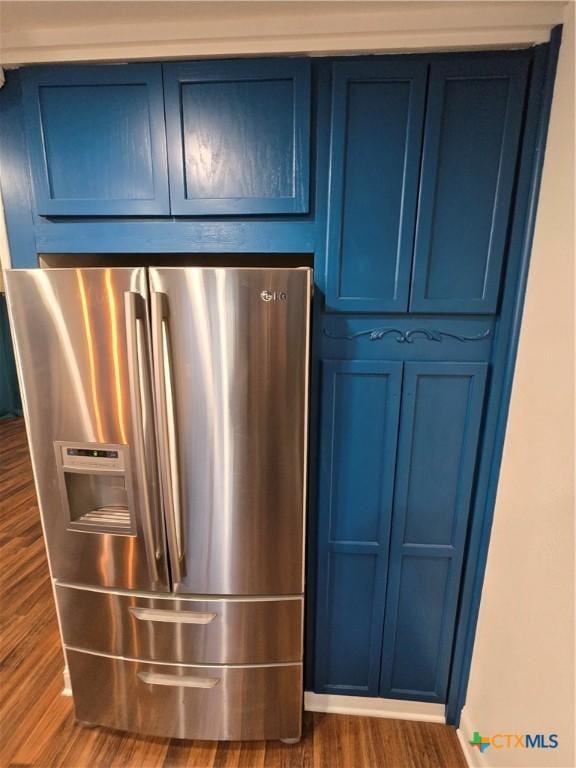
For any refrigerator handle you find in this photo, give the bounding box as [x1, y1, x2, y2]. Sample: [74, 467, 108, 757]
[124, 292, 160, 584]
[129, 606, 217, 624]
[151, 291, 185, 584]
[138, 671, 220, 689]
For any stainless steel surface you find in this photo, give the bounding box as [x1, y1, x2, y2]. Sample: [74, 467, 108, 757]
[125, 291, 161, 583]
[56, 583, 303, 664]
[74, 507, 132, 529]
[149, 267, 312, 595]
[4, 268, 170, 591]
[54, 440, 135, 535]
[67, 648, 302, 741]
[58, 443, 126, 471]
[7, 264, 311, 742]
[150, 291, 185, 585]
[129, 607, 217, 623]
[64, 474, 130, 531]
[137, 671, 220, 688]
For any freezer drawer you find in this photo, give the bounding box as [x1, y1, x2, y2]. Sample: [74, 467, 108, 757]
[56, 584, 303, 664]
[67, 649, 302, 741]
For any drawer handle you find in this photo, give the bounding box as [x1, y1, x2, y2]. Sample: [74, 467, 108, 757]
[138, 671, 220, 689]
[129, 607, 217, 624]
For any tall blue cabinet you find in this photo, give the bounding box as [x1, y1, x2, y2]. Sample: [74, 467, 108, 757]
[0, 34, 561, 725]
[309, 42, 558, 718]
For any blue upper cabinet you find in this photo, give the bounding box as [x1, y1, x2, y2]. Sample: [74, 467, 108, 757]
[410, 53, 529, 314]
[325, 59, 427, 313]
[380, 362, 487, 702]
[163, 59, 311, 216]
[22, 65, 170, 216]
[314, 360, 402, 695]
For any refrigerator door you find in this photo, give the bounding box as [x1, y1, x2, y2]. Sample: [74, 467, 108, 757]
[5, 268, 170, 591]
[149, 267, 311, 595]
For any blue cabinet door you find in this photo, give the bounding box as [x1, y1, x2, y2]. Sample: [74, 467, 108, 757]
[22, 65, 170, 216]
[325, 59, 427, 313]
[163, 59, 310, 215]
[314, 360, 402, 695]
[380, 362, 487, 701]
[410, 53, 529, 314]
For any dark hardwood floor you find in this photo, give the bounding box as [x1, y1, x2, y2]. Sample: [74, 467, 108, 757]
[0, 416, 467, 768]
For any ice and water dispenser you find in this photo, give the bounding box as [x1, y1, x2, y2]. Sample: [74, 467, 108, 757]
[54, 442, 136, 535]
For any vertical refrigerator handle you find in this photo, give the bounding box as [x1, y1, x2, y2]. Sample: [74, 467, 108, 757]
[124, 291, 160, 584]
[151, 291, 186, 584]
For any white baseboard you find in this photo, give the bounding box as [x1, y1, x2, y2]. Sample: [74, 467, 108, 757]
[304, 692, 445, 723]
[62, 665, 72, 697]
[456, 708, 479, 768]
[60, 677, 446, 725]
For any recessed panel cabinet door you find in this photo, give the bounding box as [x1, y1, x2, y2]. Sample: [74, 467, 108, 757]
[22, 65, 170, 216]
[315, 360, 402, 695]
[325, 60, 427, 312]
[380, 362, 487, 702]
[410, 53, 529, 313]
[163, 59, 311, 215]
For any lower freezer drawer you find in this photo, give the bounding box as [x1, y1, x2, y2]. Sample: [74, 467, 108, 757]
[56, 584, 303, 664]
[67, 648, 302, 741]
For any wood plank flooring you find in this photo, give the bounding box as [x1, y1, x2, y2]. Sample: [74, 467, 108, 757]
[0, 417, 467, 768]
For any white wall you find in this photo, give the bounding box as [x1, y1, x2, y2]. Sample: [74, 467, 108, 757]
[459, 3, 575, 767]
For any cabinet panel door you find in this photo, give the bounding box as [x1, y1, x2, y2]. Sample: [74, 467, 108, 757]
[314, 360, 402, 695]
[380, 362, 487, 701]
[325, 60, 427, 312]
[410, 53, 529, 313]
[164, 59, 310, 215]
[22, 65, 170, 216]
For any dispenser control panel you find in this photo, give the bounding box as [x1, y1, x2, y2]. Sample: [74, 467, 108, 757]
[59, 443, 126, 471]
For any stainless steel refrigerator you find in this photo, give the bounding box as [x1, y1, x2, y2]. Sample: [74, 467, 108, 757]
[5, 265, 311, 742]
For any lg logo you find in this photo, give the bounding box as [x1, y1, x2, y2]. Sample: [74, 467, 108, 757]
[260, 290, 287, 302]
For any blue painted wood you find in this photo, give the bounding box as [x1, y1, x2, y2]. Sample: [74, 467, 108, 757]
[33, 220, 315, 255]
[0, 295, 22, 418]
[446, 32, 562, 724]
[314, 360, 402, 695]
[21, 64, 170, 216]
[163, 59, 310, 215]
[410, 52, 530, 314]
[0, 70, 37, 268]
[304, 62, 333, 692]
[380, 362, 487, 701]
[325, 59, 427, 312]
[320, 315, 494, 362]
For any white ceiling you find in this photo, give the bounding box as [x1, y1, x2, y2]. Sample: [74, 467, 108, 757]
[0, 1, 351, 30]
[0, 1, 566, 66]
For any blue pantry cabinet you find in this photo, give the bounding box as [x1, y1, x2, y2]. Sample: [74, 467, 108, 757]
[410, 54, 529, 314]
[323, 52, 530, 315]
[324, 59, 427, 312]
[311, 48, 537, 706]
[380, 362, 488, 702]
[314, 360, 402, 695]
[314, 357, 488, 700]
[0, 34, 561, 725]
